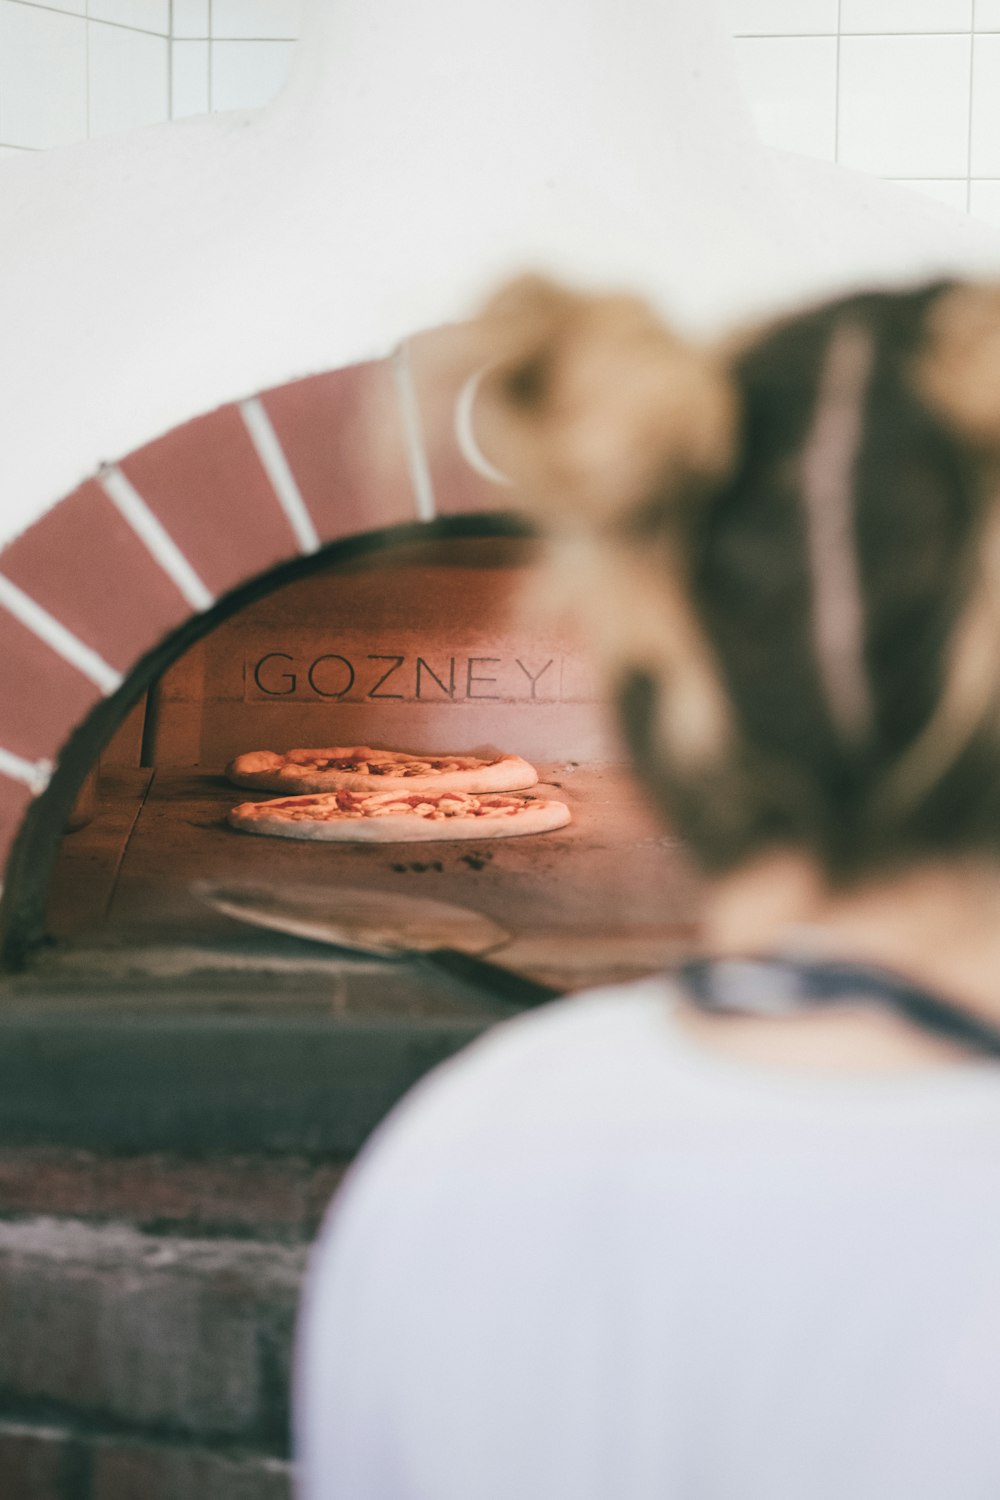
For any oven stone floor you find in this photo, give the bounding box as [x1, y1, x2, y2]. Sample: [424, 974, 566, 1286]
[46, 764, 704, 994]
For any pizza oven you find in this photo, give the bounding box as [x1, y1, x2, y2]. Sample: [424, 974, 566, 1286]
[0, 0, 980, 1014]
[0, 331, 702, 1004]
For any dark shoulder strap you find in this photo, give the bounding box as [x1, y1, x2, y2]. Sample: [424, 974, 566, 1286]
[678, 955, 1000, 1061]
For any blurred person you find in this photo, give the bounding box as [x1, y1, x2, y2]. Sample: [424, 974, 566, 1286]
[295, 276, 1000, 1499]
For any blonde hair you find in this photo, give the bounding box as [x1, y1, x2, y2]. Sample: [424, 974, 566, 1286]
[475, 276, 1000, 881]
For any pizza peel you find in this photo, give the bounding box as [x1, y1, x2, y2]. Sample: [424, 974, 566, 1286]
[192, 881, 562, 1010]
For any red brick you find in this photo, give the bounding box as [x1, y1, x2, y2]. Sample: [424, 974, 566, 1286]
[0, 482, 190, 674]
[260, 361, 418, 546]
[0, 611, 101, 763]
[120, 406, 302, 600]
[403, 323, 515, 519]
[0, 1148, 346, 1236]
[0, 1426, 294, 1500]
[91, 1442, 291, 1500]
[0, 1219, 305, 1439]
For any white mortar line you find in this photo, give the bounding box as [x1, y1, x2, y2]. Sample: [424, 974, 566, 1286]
[99, 465, 215, 613]
[239, 396, 320, 553]
[391, 341, 437, 522]
[0, 573, 123, 695]
[0, 748, 52, 796]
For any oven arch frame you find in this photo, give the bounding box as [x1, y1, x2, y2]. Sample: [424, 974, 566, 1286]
[0, 325, 521, 970]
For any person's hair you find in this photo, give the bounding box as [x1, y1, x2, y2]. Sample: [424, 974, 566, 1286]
[476, 274, 1000, 884]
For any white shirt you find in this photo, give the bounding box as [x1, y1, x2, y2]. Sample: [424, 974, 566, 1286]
[294, 978, 1000, 1499]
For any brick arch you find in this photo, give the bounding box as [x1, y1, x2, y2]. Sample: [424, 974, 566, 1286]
[0, 327, 505, 883]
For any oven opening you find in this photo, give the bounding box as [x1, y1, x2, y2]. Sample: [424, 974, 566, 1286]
[2, 520, 699, 990]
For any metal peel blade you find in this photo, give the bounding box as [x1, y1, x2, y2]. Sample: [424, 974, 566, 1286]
[192, 881, 561, 1010]
[193, 881, 509, 955]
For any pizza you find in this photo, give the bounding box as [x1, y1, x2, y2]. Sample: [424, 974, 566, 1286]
[227, 787, 572, 842]
[226, 745, 539, 795]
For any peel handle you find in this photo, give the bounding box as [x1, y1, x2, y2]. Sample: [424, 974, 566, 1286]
[417, 948, 562, 1010]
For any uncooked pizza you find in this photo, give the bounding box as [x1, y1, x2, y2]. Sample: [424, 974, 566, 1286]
[226, 745, 539, 795]
[227, 787, 572, 843]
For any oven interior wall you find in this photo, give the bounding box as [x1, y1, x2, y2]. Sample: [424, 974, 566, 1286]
[143, 536, 616, 767]
[45, 534, 702, 988]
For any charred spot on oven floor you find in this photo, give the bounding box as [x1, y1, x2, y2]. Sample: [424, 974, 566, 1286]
[43, 763, 702, 993]
[459, 851, 493, 870]
[390, 849, 495, 874]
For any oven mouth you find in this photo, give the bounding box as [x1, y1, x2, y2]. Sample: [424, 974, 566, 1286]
[2, 513, 699, 995]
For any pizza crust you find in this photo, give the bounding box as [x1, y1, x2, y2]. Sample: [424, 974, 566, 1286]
[226, 745, 539, 795]
[227, 788, 572, 842]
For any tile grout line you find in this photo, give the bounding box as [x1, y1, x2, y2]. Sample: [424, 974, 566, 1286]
[98, 465, 215, 612]
[239, 396, 321, 554]
[7, 0, 170, 39]
[0, 572, 122, 694]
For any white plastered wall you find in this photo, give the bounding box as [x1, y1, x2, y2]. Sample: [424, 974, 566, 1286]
[0, 0, 998, 554]
[0, 0, 300, 154]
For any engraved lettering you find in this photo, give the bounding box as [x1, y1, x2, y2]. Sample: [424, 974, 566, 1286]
[416, 657, 456, 699]
[253, 651, 296, 696]
[368, 654, 405, 700]
[307, 654, 356, 698]
[466, 656, 501, 700]
[248, 647, 564, 704]
[515, 658, 555, 700]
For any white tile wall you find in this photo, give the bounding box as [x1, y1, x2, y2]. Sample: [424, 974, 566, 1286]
[727, 1, 838, 33]
[840, 0, 971, 32]
[12, 0, 85, 15]
[211, 0, 300, 40]
[838, 34, 971, 177]
[210, 39, 295, 112]
[972, 35, 1000, 176]
[172, 0, 209, 40]
[171, 38, 209, 118]
[89, 21, 168, 138]
[0, 0, 302, 151]
[977, 0, 1000, 27]
[0, 2, 87, 149]
[969, 180, 1000, 226]
[88, 0, 168, 33]
[729, 3, 1000, 224]
[1, 0, 999, 243]
[732, 37, 837, 160]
